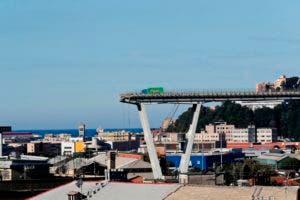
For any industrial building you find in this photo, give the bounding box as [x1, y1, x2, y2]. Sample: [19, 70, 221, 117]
[254, 153, 298, 169]
[0, 155, 50, 181]
[166, 151, 244, 171]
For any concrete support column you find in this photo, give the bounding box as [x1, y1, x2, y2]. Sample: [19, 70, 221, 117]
[138, 103, 163, 180]
[179, 103, 202, 174]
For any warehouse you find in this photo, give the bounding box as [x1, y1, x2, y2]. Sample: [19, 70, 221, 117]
[254, 153, 298, 169]
[166, 151, 244, 171]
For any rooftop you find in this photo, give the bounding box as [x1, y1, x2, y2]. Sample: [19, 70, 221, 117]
[166, 185, 298, 200]
[29, 181, 180, 200]
[256, 153, 288, 161]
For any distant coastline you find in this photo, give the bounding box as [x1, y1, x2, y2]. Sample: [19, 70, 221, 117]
[13, 128, 143, 138]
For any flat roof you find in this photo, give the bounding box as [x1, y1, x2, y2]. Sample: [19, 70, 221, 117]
[256, 153, 288, 161]
[30, 181, 180, 200]
[166, 185, 298, 200]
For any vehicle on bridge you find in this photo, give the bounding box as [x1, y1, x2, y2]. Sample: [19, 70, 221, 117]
[142, 87, 164, 95]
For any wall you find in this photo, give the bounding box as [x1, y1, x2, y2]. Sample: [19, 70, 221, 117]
[61, 142, 75, 156]
[74, 141, 85, 153]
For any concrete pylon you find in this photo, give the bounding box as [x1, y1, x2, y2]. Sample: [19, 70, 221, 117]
[137, 103, 163, 180]
[179, 103, 202, 173]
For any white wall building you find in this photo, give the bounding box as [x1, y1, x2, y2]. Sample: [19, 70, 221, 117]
[231, 128, 249, 143]
[194, 132, 219, 143]
[235, 100, 283, 110]
[61, 142, 75, 156]
[257, 128, 277, 144]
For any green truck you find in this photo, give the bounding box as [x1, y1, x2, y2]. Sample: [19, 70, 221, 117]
[142, 87, 164, 94]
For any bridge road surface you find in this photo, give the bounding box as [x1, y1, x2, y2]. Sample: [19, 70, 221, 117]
[120, 90, 300, 104]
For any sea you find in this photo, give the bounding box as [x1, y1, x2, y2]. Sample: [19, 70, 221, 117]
[13, 128, 143, 138]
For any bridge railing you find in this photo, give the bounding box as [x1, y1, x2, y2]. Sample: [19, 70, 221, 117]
[120, 89, 300, 98]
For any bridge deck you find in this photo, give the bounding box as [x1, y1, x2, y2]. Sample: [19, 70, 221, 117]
[120, 90, 300, 104]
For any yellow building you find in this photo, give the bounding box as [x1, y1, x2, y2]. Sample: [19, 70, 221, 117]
[74, 141, 85, 153]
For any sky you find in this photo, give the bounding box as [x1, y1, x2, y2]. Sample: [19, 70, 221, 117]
[0, 0, 300, 130]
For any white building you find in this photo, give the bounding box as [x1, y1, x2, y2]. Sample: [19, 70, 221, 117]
[61, 142, 75, 156]
[231, 128, 249, 143]
[235, 100, 283, 110]
[194, 131, 219, 143]
[156, 132, 178, 143]
[257, 128, 277, 144]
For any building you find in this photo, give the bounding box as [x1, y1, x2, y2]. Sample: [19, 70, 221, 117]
[98, 130, 132, 141]
[0, 126, 12, 133]
[166, 151, 244, 171]
[231, 128, 250, 143]
[257, 128, 277, 144]
[208, 122, 276, 144]
[27, 142, 61, 157]
[165, 185, 299, 200]
[235, 100, 283, 110]
[255, 75, 294, 93]
[194, 131, 219, 143]
[29, 181, 180, 200]
[74, 141, 85, 153]
[61, 142, 75, 156]
[161, 118, 175, 131]
[154, 123, 276, 153]
[241, 148, 269, 158]
[254, 153, 292, 169]
[43, 133, 72, 142]
[1, 132, 34, 143]
[78, 123, 86, 138]
[205, 122, 235, 142]
[274, 75, 287, 90]
[106, 140, 140, 151]
[0, 155, 50, 181]
[155, 132, 178, 143]
[85, 137, 111, 153]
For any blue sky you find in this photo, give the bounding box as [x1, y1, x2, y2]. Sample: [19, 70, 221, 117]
[0, 0, 300, 129]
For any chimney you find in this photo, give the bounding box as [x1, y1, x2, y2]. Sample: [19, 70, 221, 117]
[109, 151, 116, 169]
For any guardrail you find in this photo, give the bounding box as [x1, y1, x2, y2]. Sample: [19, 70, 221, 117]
[120, 89, 300, 104]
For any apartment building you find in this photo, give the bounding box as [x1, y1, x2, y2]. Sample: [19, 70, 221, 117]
[257, 128, 277, 144]
[27, 142, 61, 157]
[98, 131, 131, 142]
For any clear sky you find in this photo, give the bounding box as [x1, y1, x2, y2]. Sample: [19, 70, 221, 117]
[0, 0, 300, 130]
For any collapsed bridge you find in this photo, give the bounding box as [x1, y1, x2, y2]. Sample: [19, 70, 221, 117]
[119, 89, 300, 180]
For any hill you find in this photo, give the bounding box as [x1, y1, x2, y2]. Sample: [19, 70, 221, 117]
[167, 100, 300, 140]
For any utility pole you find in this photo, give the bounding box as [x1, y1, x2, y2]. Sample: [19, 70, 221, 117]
[201, 138, 204, 171]
[220, 132, 223, 168]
